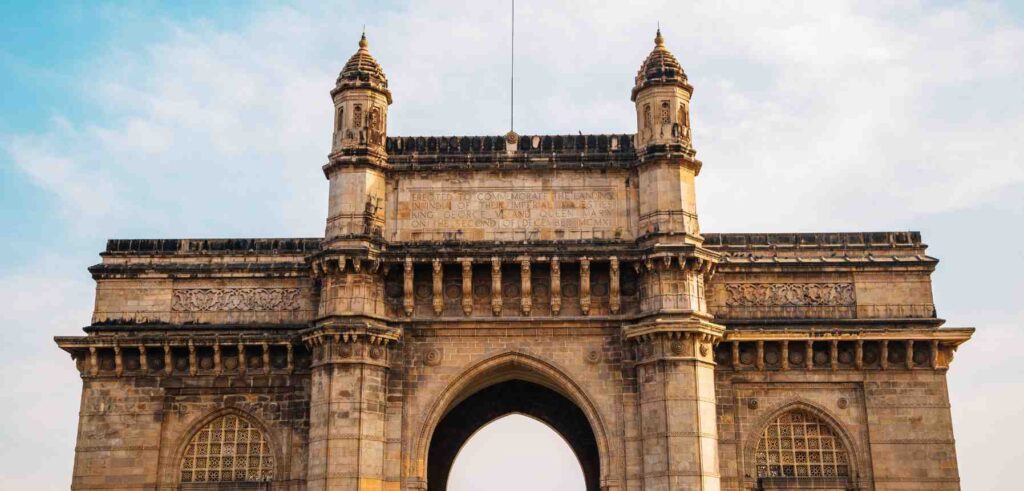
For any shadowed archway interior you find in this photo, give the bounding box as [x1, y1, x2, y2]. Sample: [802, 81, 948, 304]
[427, 380, 600, 491]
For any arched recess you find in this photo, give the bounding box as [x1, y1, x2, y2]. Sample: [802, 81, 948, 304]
[415, 350, 611, 491]
[172, 407, 285, 488]
[743, 401, 862, 489]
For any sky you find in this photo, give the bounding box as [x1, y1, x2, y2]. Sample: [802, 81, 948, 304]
[1, 0, 1022, 489]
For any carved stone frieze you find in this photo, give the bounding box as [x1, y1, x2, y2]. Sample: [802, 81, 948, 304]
[724, 283, 855, 307]
[171, 288, 301, 312]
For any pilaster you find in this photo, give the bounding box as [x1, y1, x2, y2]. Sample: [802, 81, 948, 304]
[303, 324, 401, 491]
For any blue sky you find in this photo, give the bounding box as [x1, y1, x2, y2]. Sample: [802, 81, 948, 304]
[2, 1, 1023, 489]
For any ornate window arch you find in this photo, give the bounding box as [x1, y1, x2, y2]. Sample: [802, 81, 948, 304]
[179, 413, 275, 484]
[754, 408, 851, 480]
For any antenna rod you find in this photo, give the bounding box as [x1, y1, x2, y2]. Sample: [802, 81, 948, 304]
[510, 0, 515, 132]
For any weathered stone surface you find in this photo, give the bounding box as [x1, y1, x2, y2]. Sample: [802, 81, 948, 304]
[54, 31, 972, 491]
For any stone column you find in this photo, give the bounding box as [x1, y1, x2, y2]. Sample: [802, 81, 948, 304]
[631, 329, 721, 491]
[491, 257, 502, 316]
[432, 259, 443, 316]
[610, 257, 621, 314]
[550, 257, 561, 316]
[520, 258, 532, 316]
[580, 257, 591, 315]
[403, 257, 414, 317]
[305, 327, 400, 491]
[626, 255, 723, 491]
[461, 259, 473, 316]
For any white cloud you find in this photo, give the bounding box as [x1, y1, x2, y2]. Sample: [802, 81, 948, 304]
[2, 0, 1023, 489]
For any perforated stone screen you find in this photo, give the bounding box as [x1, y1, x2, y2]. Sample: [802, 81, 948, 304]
[755, 409, 850, 479]
[180, 415, 274, 483]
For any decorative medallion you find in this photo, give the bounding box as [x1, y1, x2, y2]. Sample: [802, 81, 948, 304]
[339, 344, 352, 358]
[837, 397, 849, 409]
[369, 346, 384, 360]
[424, 348, 442, 366]
[670, 341, 684, 356]
[586, 349, 602, 364]
[748, 399, 759, 410]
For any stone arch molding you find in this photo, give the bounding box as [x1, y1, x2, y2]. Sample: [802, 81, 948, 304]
[169, 406, 287, 486]
[412, 349, 612, 488]
[742, 398, 865, 487]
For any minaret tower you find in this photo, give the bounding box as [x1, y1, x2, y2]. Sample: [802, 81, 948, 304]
[624, 29, 724, 491]
[324, 32, 392, 242]
[305, 33, 400, 491]
[632, 28, 702, 242]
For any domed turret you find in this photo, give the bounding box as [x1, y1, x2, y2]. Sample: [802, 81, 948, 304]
[333, 33, 391, 100]
[330, 33, 392, 155]
[631, 29, 691, 101]
[632, 29, 693, 151]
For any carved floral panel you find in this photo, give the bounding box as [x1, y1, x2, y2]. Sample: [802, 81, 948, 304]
[724, 283, 855, 307]
[171, 288, 302, 312]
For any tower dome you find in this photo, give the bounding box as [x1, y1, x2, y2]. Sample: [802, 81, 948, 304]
[631, 29, 691, 102]
[333, 33, 392, 103]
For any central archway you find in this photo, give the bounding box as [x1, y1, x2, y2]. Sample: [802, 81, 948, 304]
[415, 351, 610, 491]
[427, 379, 600, 490]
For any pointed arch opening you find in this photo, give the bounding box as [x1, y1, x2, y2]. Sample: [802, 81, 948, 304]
[447, 413, 586, 491]
[178, 412, 276, 487]
[417, 351, 609, 491]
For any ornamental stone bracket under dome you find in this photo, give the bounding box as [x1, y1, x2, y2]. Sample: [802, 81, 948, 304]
[56, 30, 972, 491]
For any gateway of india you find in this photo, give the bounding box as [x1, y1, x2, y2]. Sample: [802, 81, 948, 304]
[56, 30, 973, 491]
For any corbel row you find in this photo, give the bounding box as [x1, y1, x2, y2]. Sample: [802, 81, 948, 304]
[301, 325, 401, 367]
[636, 252, 717, 280]
[715, 329, 973, 371]
[395, 255, 619, 317]
[56, 336, 308, 378]
[310, 253, 382, 277]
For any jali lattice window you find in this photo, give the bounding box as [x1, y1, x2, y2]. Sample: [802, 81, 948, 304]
[180, 414, 275, 483]
[755, 409, 850, 479]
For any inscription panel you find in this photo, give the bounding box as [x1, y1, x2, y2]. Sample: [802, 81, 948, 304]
[391, 170, 634, 241]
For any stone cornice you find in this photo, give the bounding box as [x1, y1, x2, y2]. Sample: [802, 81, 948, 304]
[722, 327, 973, 344]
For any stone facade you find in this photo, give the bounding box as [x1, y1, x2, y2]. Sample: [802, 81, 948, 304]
[56, 31, 972, 490]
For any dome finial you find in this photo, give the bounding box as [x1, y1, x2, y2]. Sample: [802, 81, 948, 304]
[359, 28, 368, 50]
[655, 24, 664, 47]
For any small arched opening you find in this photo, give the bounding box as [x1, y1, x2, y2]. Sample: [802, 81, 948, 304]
[178, 412, 276, 489]
[753, 408, 853, 490]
